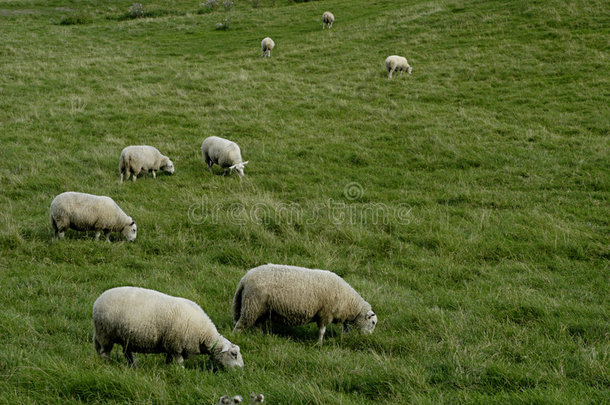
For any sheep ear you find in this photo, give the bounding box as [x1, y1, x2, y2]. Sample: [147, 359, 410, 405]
[243, 161, 249, 165]
[220, 346, 229, 353]
[367, 310, 375, 318]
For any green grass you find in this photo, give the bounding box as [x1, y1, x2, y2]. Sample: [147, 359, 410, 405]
[0, 0, 608, 403]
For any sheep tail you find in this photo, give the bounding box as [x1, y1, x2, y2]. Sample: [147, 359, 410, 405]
[231, 280, 244, 324]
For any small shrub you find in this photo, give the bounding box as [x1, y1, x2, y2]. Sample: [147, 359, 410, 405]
[202, 0, 220, 10]
[128, 3, 145, 18]
[57, 14, 90, 25]
[118, 4, 182, 20]
[215, 18, 230, 30]
[222, 0, 235, 12]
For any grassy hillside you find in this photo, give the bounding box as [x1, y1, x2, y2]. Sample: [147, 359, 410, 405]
[0, 0, 608, 403]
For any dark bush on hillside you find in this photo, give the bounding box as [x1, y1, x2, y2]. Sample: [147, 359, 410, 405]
[56, 14, 91, 25]
[127, 3, 145, 18]
[216, 18, 230, 30]
[200, 0, 220, 12]
[222, 0, 235, 12]
[117, 4, 184, 21]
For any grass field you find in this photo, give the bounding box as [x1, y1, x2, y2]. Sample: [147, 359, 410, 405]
[0, 0, 608, 403]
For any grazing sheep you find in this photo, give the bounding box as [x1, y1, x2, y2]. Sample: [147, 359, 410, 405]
[232, 264, 377, 345]
[119, 145, 174, 183]
[385, 55, 413, 79]
[93, 287, 244, 369]
[50, 192, 137, 242]
[250, 393, 265, 404]
[218, 395, 243, 405]
[322, 11, 334, 29]
[218, 396, 232, 405]
[201, 136, 248, 177]
[261, 37, 274, 57]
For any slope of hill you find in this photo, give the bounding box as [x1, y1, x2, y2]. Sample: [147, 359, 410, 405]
[0, 0, 608, 403]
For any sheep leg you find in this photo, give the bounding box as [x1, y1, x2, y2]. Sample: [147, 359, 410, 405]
[124, 348, 135, 366]
[120, 172, 124, 183]
[388, 68, 395, 79]
[233, 299, 266, 332]
[317, 323, 327, 345]
[152, 170, 156, 179]
[94, 336, 113, 358]
[52, 219, 61, 240]
[166, 353, 184, 367]
[94, 336, 102, 355]
[329, 22, 332, 29]
[95, 231, 101, 241]
[104, 230, 111, 242]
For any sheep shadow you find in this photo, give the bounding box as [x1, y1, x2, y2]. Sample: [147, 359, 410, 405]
[254, 319, 345, 344]
[49, 230, 125, 242]
[17, 225, 105, 243]
[96, 350, 218, 372]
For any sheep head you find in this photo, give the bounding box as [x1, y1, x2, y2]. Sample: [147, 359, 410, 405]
[355, 309, 377, 335]
[212, 338, 244, 369]
[162, 159, 175, 174]
[229, 161, 249, 177]
[122, 220, 137, 242]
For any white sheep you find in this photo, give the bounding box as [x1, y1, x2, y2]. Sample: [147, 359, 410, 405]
[93, 286, 244, 369]
[261, 37, 274, 58]
[250, 393, 265, 404]
[119, 145, 174, 183]
[232, 264, 377, 345]
[218, 396, 232, 405]
[50, 192, 137, 241]
[201, 136, 248, 177]
[385, 55, 413, 79]
[218, 395, 243, 404]
[322, 11, 334, 29]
